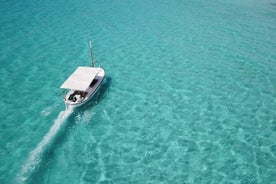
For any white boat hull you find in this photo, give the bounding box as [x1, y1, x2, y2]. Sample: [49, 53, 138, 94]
[63, 68, 105, 109]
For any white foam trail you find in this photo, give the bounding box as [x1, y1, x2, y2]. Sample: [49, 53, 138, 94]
[18, 106, 74, 182]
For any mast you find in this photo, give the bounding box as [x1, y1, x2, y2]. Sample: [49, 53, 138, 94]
[89, 41, 95, 67]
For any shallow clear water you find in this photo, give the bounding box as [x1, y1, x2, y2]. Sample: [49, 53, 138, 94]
[1, 0, 276, 183]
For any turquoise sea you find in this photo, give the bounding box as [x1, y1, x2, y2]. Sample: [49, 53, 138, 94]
[1, 0, 276, 183]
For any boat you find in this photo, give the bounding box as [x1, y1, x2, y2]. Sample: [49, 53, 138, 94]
[60, 41, 105, 108]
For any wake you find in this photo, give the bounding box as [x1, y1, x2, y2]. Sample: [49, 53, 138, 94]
[18, 106, 74, 182]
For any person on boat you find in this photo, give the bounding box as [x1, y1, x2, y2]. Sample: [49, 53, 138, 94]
[73, 91, 82, 102]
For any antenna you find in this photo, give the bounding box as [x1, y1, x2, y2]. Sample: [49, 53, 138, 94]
[89, 41, 95, 67]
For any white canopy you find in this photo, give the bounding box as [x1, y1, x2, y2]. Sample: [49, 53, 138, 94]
[60, 66, 100, 91]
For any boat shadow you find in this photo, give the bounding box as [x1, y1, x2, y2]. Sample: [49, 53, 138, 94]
[27, 77, 112, 183]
